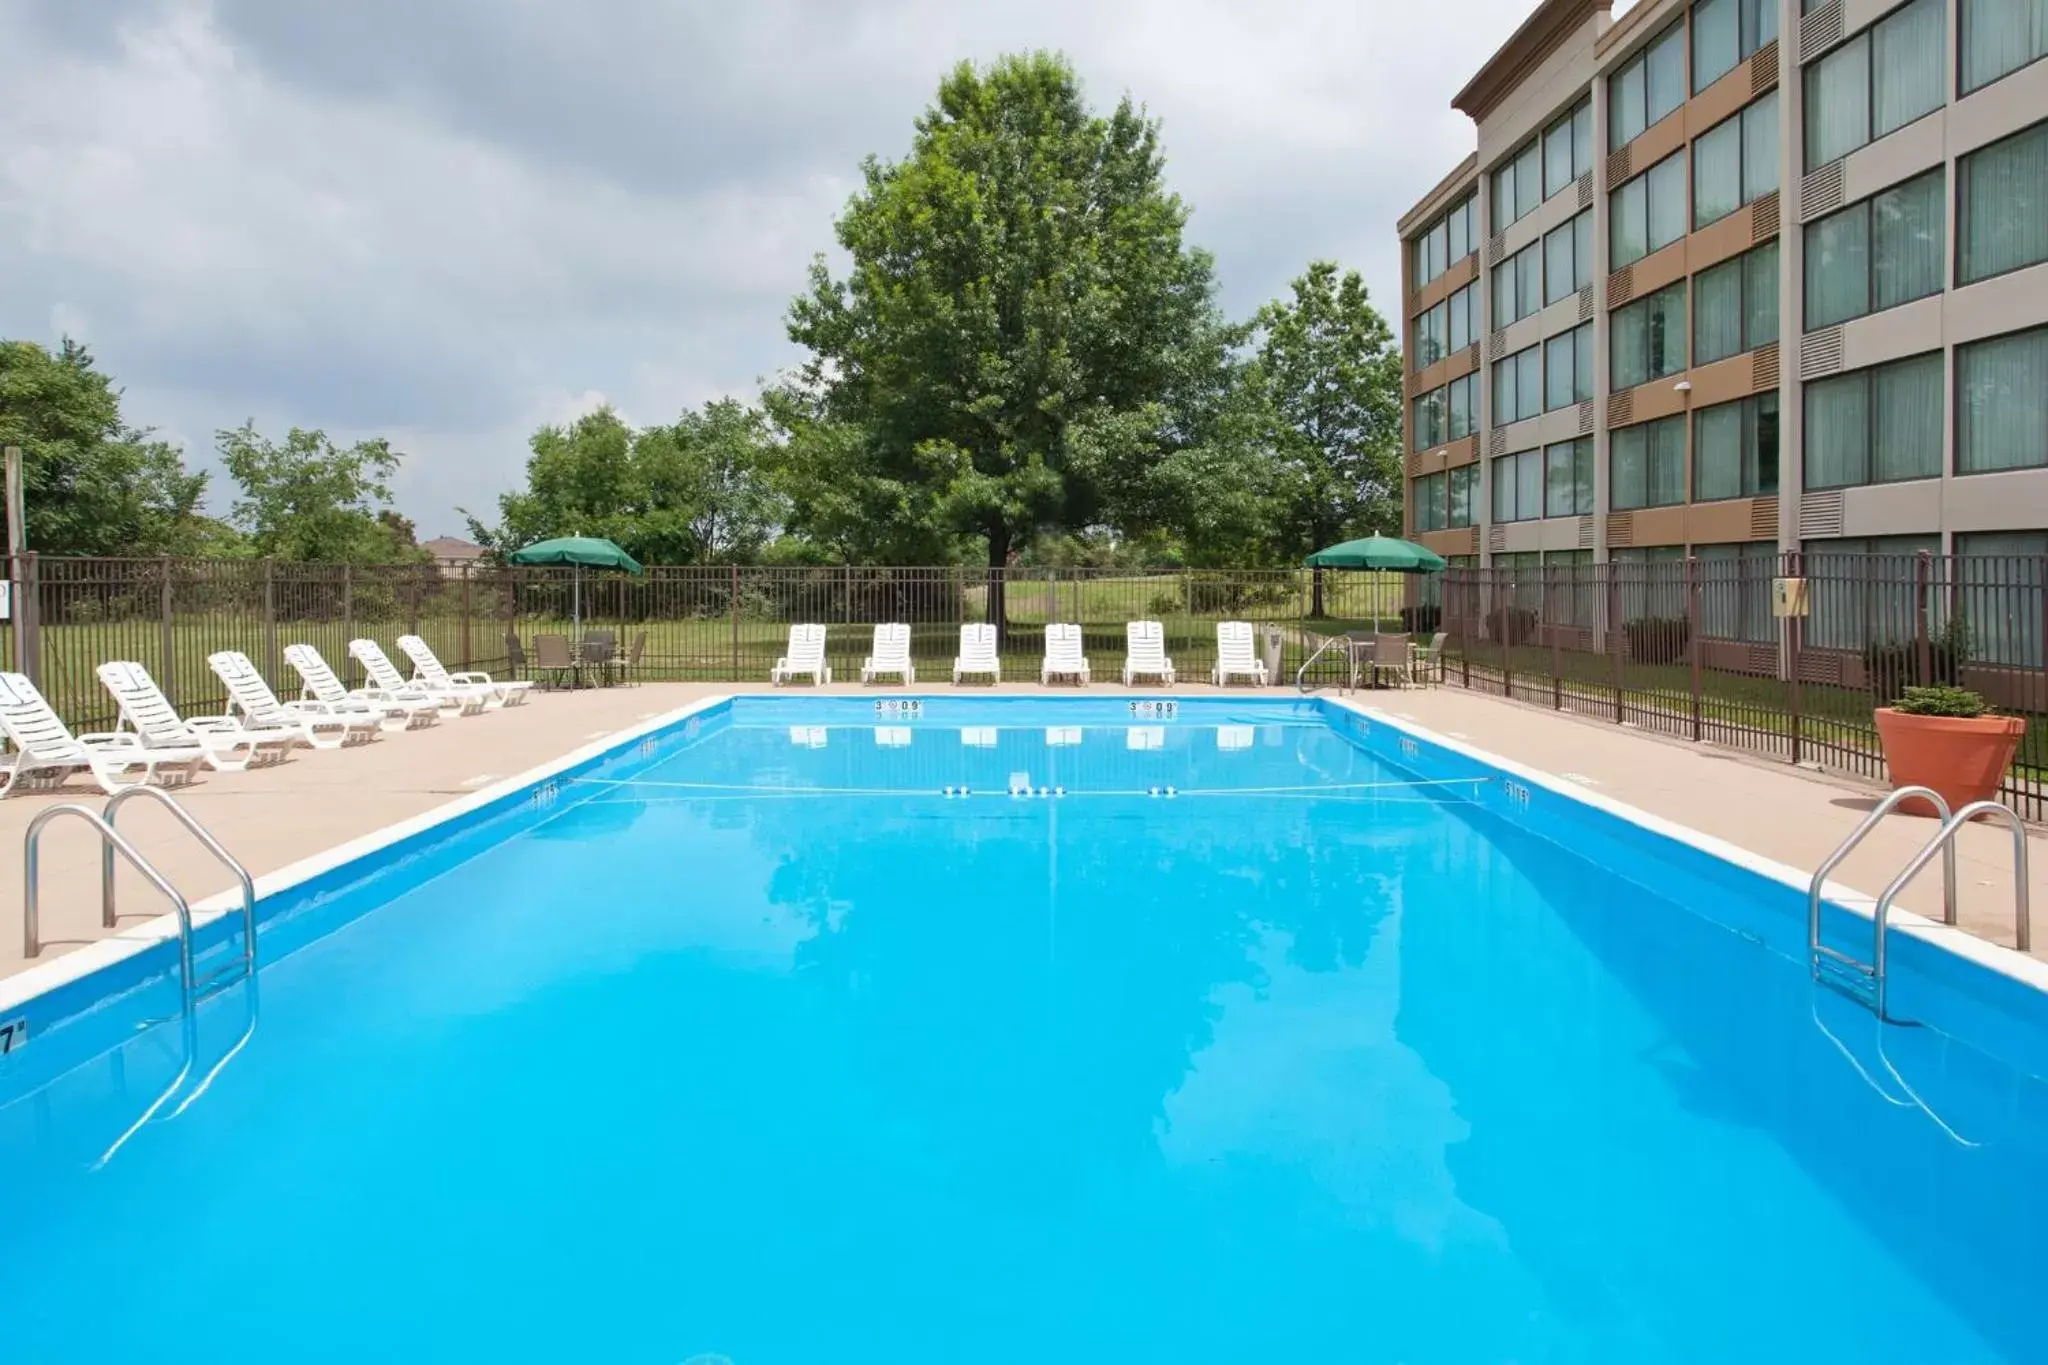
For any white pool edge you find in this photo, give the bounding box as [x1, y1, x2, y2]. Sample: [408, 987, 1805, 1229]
[0, 694, 734, 1018]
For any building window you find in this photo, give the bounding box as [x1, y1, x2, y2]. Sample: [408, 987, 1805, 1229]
[1543, 99, 1595, 199]
[1449, 463, 1477, 527]
[1544, 211, 1595, 306]
[1448, 283, 1476, 353]
[1959, 121, 2048, 286]
[1803, 533, 1939, 652]
[1493, 138, 1546, 231]
[1962, 0, 2048, 94]
[1492, 449, 1545, 522]
[1803, 352, 1942, 488]
[1544, 438, 1596, 517]
[1447, 372, 1478, 442]
[1694, 0, 1779, 94]
[1696, 542, 1776, 642]
[1610, 151, 1687, 270]
[1610, 416, 1687, 509]
[1958, 326, 2048, 473]
[1610, 22, 1687, 150]
[1693, 91, 1779, 229]
[1957, 530, 2048, 666]
[1545, 323, 1595, 411]
[1414, 300, 1447, 371]
[1611, 282, 1687, 390]
[1612, 545, 1689, 623]
[1693, 240, 1779, 366]
[1692, 392, 1780, 501]
[1411, 388, 1445, 452]
[1411, 195, 1475, 288]
[1493, 345, 1544, 426]
[1802, 169, 1944, 329]
[1493, 242, 1544, 327]
[1803, 0, 1946, 170]
[1413, 473, 1450, 532]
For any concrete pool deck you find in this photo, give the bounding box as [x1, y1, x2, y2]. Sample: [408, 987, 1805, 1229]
[0, 680, 2041, 986]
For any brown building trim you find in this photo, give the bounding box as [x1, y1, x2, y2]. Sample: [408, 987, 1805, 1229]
[1398, 156, 1481, 238]
[1453, 0, 1613, 124]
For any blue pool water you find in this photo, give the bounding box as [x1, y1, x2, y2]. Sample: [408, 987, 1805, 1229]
[2, 697, 2045, 1363]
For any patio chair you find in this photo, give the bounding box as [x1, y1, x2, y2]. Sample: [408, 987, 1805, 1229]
[0, 671, 205, 796]
[1212, 621, 1269, 687]
[97, 660, 297, 770]
[1413, 631, 1449, 684]
[504, 633, 529, 680]
[1041, 623, 1090, 685]
[1366, 633, 1416, 689]
[953, 623, 1000, 684]
[284, 643, 439, 731]
[618, 631, 648, 685]
[770, 624, 830, 686]
[398, 635, 532, 707]
[1122, 620, 1175, 686]
[861, 623, 915, 685]
[349, 639, 486, 718]
[531, 634, 578, 690]
[579, 633, 618, 687]
[209, 650, 384, 749]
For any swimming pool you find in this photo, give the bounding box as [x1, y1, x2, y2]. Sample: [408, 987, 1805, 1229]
[1, 695, 2044, 1363]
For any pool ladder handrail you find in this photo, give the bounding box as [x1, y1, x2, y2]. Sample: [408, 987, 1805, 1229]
[1867, 800, 2031, 1020]
[22, 787, 256, 1016]
[1295, 633, 1354, 693]
[1808, 786, 1954, 1020]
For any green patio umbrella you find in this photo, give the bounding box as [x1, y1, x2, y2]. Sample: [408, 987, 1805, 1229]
[507, 536, 643, 632]
[1304, 533, 1447, 572]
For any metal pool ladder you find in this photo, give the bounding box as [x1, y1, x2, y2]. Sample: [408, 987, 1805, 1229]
[23, 787, 257, 1017]
[1808, 786, 2032, 1021]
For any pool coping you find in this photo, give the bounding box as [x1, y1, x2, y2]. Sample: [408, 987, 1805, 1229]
[5, 688, 2044, 1036]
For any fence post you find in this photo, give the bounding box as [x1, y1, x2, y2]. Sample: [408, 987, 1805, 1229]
[1788, 550, 1803, 766]
[1548, 567, 1562, 710]
[159, 555, 175, 705]
[730, 564, 741, 680]
[1913, 549, 1932, 686]
[341, 562, 354, 686]
[1608, 566, 1624, 724]
[1499, 570, 1514, 699]
[263, 557, 278, 683]
[1687, 555, 1703, 742]
[460, 564, 473, 670]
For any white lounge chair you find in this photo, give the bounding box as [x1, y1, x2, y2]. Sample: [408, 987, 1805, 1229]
[350, 639, 486, 718]
[397, 635, 532, 708]
[97, 660, 296, 771]
[1041, 624, 1090, 685]
[861, 623, 915, 685]
[1212, 621, 1269, 687]
[0, 671, 205, 795]
[285, 643, 440, 731]
[1122, 620, 1176, 686]
[953, 623, 1000, 684]
[209, 650, 382, 749]
[770, 625, 830, 686]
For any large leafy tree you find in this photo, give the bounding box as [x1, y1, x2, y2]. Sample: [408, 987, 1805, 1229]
[471, 400, 784, 565]
[0, 338, 217, 556]
[785, 51, 1223, 621]
[218, 421, 420, 562]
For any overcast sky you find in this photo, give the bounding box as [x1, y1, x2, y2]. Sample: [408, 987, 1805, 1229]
[1, 0, 1537, 539]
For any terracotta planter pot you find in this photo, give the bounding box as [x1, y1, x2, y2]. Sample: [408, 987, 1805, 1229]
[1873, 708, 2026, 817]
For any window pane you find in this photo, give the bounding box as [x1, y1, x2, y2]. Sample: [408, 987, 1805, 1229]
[1647, 153, 1687, 253]
[1573, 436, 1595, 510]
[1803, 371, 1871, 488]
[1519, 249, 1543, 317]
[1957, 530, 2048, 666]
[1516, 142, 1543, 220]
[1959, 328, 2048, 471]
[1742, 91, 1780, 202]
[1493, 456, 1516, 520]
[1448, 199, 1471, 263]
[1494, 260, 1517, 326]
[1962, 0, 2048, 93]
[1494, 172, 1515, 235]
[1546, 119, 1574, 199]
[1694, 258, 1743, 365]
[1611, 176, 1648, 268]
[1575, 212, 1595, 288]
[1962, 122, 2048, 283]
[1745, 240, 1780, 348]
[1546, 223, 1576, 304]
[1612, 300, 1647, 389]
[1648, 284, 1686, 380]
[1694, 116, 1742, 228]
[1449, 465, 1473, 525]
[1874, 0, 1946, 140]
[1494, 359, 1516, 426]
[1647, 26, 1686, 127]
[1805, 205, 1870, 327]
[1573, 103, 1593, 179]
[1611, 426, 1648, 508]
[1805, 36, 1870, 167]
[1748, 0, 1779, 52]
[1695, 402, 1744, 500]
[1695, 0, 1740, 93]
[1517, 447, 1543, 516]
[1519, 348, 1543, 415]
[1873, 171, 1944, 311]
[1546, 443, 1575, 516]
[1574, 324, 1594, 401]
[1612, 63, 1647, 150]
[1649, 417, 1687, 505]
[1546, 333, 1576, 410]
[1873, 353, 1943, 480]
[1753, 392, 1780, 493]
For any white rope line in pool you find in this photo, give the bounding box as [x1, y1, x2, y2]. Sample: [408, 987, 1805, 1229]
[566, 776, 1493, 800]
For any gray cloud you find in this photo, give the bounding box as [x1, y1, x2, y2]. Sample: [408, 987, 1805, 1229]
[0, 0, 1529, 536]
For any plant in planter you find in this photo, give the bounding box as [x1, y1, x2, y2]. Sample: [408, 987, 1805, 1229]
[1873, 685, 2026, 816]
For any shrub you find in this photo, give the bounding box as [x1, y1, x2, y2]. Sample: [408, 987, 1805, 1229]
[1147, 589, 1184, 617]
[1623, 615, 1690, 665]
[1864, 617, 1968, 698]
[1188, 573, 1291, 615]
[1400, 604, 1442, 634]
[1486, 606, 1537, 646]
[1892, 685, 1989, 718]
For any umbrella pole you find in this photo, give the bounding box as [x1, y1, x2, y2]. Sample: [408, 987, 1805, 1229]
[573, 566, 582, 636]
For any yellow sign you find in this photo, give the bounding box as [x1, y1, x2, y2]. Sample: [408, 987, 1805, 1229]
[1772, 576, 1810, 618]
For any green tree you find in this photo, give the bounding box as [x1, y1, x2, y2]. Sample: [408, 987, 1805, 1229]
[785, 51, 1224, 623]
[1249, 262, 1403, 608]
[0, 338, 217, 556]
[217, 421, 418, 562]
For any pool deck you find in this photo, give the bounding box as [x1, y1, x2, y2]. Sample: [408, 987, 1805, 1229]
[0, 680, 2041, 987]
